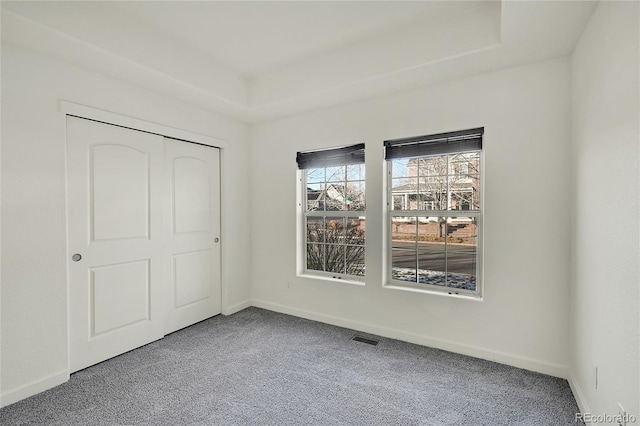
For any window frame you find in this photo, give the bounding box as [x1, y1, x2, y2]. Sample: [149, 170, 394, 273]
[385, 147, 483, 299]
[297, 152, 366, 283]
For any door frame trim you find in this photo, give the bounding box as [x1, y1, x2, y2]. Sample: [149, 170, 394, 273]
[59, 100, 228, 148]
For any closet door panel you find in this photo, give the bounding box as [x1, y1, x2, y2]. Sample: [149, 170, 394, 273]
[164, 139, 221, 334]
[67, 117, 165, 372]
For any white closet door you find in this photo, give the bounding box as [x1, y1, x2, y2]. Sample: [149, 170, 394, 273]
[67, 117, 165, 372]
[164, 138, 221, 334]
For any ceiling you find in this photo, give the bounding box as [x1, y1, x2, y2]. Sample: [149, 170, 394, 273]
[120, 1, 480, 78]
[1, 1, 597, 123]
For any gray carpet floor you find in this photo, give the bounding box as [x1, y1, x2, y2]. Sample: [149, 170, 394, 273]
[1, 307, 582, 425]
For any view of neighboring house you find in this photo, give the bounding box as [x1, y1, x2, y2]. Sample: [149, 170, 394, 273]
[391, 152, 480, 215]
[307, 183, 365, 212]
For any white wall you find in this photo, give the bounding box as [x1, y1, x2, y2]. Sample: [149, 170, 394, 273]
[0, 43, 251, 406]
[250, 58, 572, 376]
[570, 0, 639, 419]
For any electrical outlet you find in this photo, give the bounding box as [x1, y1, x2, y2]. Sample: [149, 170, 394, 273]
[617, 402, 626, 426]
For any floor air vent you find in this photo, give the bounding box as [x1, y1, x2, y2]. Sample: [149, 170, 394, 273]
[351, 336, 379, 346]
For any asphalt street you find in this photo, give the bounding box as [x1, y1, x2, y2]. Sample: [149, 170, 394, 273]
[392, 240, 476, 275]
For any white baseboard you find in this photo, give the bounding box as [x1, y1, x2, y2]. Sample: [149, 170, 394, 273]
[251, 299, 569, 379]
[1, 301, 252, 408]
[567, 368, 591, 415]
[223, 299, 252, 316]
[1, 370, 69, 408]
[0, 303, 576, 409]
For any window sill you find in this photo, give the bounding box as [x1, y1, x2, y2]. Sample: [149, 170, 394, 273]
[383, 282, 483, 301]
[298, 273, 365, 287]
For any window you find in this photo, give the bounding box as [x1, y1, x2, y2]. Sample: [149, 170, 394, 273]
[297, 144, 366, 280]
[385, 128, 483, 296]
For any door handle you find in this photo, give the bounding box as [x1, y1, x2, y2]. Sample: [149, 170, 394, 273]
[214, 237, 220, 243]
[72, 253, 82, 262]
